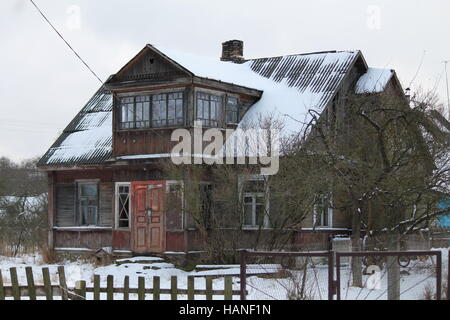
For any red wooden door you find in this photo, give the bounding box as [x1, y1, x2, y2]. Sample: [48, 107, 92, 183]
[132, 181, 165, 253]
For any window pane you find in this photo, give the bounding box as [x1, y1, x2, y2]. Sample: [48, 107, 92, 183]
[152, 94, 167, 127]
[136, 103, 143, 121]
[197, 102, 203, 120]
[119, 186, 129, 194]
[244, 202, 253, 225]
[121, 105, 127, 122]
[127, 105, 134, 122]
[81, 184, 97, 197]
[143, 102, 150, 121]
[210, 95, 221, 125]
[167, 97, 175, 125]
[255, 203, 265, 226]
[211, 101, 217, 120]
[243, 180, 265, 193]
[81, 205, 89, 225]
[176, 98, 183, 124]
[88, 207, 97, 225]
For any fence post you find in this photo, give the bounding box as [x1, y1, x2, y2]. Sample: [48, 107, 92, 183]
[328, 250, 334, 300]
[123, 276, 129, 301]
[0, 269, 5, 300]
[93, 274, 100, 300]
[138, 276, 145, 300]
[170, 276, 178, 300]
[107, 275, 114, 300]
[75, 280, 86, 300]
[240, 249, 247, 300]
[153, 276, 160, 300]
[10, 267, 20, 300]
[57, 266, 68, 300]
[42, 267, 53, 300]
[224, 277, 232, 300]
[25, 266, 36, 300]
[187, 276, 194, 300]
[436, 252, 442, 300]
[448, 249, 450, 301]
[335, 253, 341, 300]
[205, 277, 213, 300]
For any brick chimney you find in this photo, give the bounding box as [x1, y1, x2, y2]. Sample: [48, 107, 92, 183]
[221, 40, 244, 63]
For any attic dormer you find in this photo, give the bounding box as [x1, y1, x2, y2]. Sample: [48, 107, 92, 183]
[105, 44, 262, 158]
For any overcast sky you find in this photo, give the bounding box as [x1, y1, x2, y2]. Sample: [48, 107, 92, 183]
[1, 0, 449, 162]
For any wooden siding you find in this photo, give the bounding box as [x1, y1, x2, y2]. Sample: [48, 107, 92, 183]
[111, 47, 188, 83]
[166, 187, 183, 231]
[54, 230, 112, 250]
[112, 230, 131, 250]
[166, 231, 186, 252]
[55, 184, 75, 227]
[114, 129, 178, 156]
[99, 182, 114, 227]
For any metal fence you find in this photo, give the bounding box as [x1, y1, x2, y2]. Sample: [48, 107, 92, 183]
[239, 250, 334, 300]
[335, 250, 443, 300]
[240, 249, 449, 300]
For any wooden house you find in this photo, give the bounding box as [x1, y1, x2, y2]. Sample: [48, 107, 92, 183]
[37, 40, 403, 256]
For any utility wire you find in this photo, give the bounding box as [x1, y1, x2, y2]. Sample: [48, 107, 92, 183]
[443, 60, 450, 119]
[29, 0, 104, 85]
[408, 50, 426, 88]
[28, 0, 166, 139]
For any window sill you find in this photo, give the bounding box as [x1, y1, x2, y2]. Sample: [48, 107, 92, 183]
[242, 226, 272, 231]
[53, 226, 112, 231]
[113, 228, 131, 232]
[116, 126, 186, 132]
[301, 227, 349, 231]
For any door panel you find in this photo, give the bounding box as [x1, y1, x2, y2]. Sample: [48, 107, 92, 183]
[132, 181, 165, 253]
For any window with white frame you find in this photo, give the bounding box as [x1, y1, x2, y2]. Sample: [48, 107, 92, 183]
[115, 183, 131, 229]
[78, 182, 98, 226]
[313, 193, 333, 227]
[240, 176, 269, 228]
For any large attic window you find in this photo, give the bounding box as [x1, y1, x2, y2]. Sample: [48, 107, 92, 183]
[119, 92, 184, 129]
[226, 96, 239, 124]
[196, 92, 221, 127]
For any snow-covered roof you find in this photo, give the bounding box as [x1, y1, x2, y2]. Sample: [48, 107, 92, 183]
[39, 46, 366, 167]
[355, 68, 394, 94]
[155, 45, 360, 133]
[38, 88, 113, 166]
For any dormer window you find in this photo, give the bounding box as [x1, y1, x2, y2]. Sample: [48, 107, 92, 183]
[119, 92, 184, 129]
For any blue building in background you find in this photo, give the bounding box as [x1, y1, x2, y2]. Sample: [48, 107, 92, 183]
[437, 197, 450, 227]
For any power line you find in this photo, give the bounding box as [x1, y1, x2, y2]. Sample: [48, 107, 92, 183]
[443, 60, 450, 119]
[28, 0, 104, 84]
[28, 0, 166, 139]
[408, 50, 426, 88]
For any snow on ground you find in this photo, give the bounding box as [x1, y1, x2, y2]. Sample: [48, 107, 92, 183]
[0, 248, 448, 300]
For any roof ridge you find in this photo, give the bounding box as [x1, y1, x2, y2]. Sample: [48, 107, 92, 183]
[247, 49, 359, 61]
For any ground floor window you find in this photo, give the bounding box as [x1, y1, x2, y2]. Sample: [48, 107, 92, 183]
[77, 182, 98, 226]
[313, 193, 333, 227]
[239, 175, 269, 228]
[115, 182, 131, 229]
